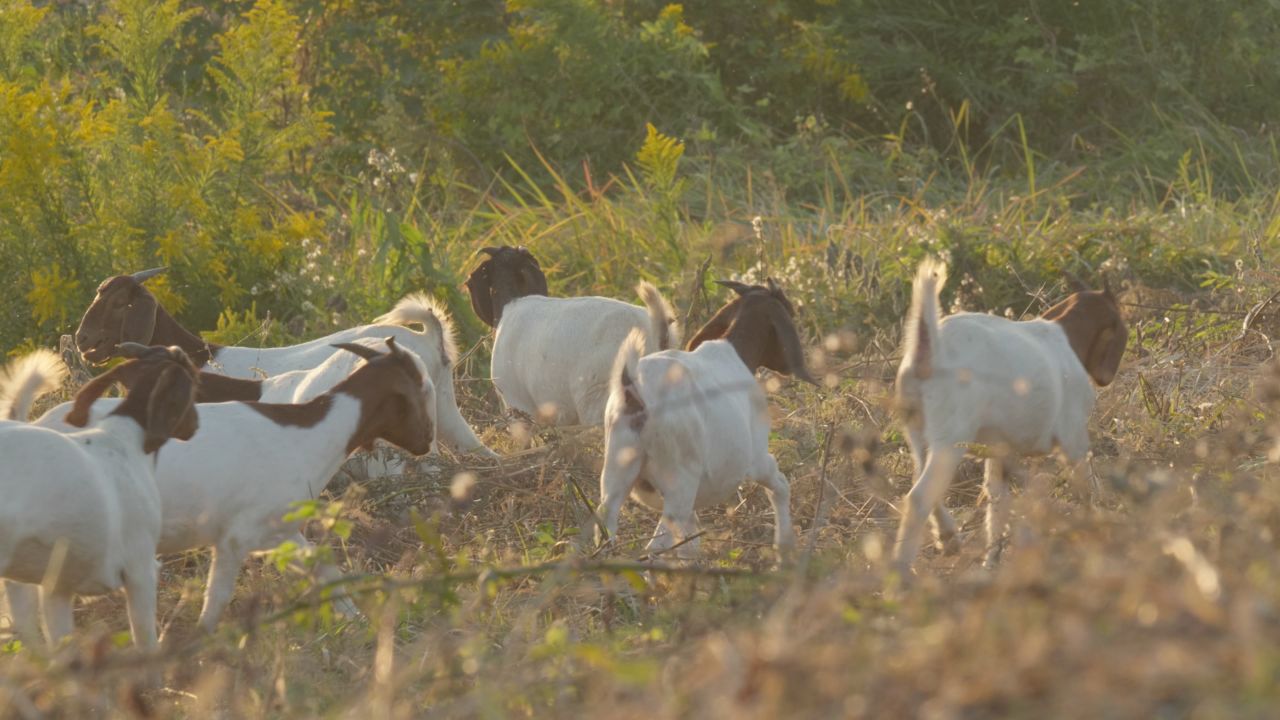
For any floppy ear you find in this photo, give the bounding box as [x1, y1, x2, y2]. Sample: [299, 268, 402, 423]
[332, 342, 383, 361]
[685, 297, 743, 351]
[464, 259, 497, 328]
[516, 254, 549, 296]
[65, 362, 137, 427]
[1085, 319, 1128, 387]
[120, 288, 158, 344]
[761, 300, 818, 384]
[144, 364, 198, 453]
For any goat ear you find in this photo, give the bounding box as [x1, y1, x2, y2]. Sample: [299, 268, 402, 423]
[144, 364, 197, 453]
[464, 259, 497, 328]
[518, 260, 549, 296]
[714, 279, 752, 297]
[332, 342, 383, 361]
[764, 301, 818, 385]
[685, 297, 743, 351]
[120, 288, 158, 344]
[66, 362, 135, 427]
[1086, 320, 1128, 387]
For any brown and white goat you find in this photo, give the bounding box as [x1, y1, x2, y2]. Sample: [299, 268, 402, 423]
[892, 258, 1127, 574]
[594, 280, 815, 560]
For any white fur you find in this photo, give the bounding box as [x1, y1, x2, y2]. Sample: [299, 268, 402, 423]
[0, 349, 66, 421]
[10, 349, 436, 633]
[491, 282, 680, 426]
[892, 259, 1097, 572]
[209, 293, 492, 457]
[593, 330, 793, 559]
[0, 355, 170, 654]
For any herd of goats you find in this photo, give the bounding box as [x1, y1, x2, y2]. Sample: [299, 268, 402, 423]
[0, 244, 1127, 670]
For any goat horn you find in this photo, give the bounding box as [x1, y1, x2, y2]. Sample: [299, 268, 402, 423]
[478, 247, 502, 257]
[116, 342, 153, 358]
[714, 279, 753, 296]
[331, 342, 382, 361]
[131, 266, 168, 283]
[383, 336, 400, 354]
[1102, 275, 1115, 297]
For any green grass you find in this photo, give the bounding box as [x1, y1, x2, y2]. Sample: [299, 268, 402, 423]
[4, 159, 1280, 717]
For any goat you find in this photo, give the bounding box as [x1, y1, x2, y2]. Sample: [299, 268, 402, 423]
[594, 280, 816, 559]
[892, 258, 1127, 574]
[13, 338, 433, 633]
[464, 246, 681, 426]
[0, 344, 198, 656]
[73, 268, 492, 456]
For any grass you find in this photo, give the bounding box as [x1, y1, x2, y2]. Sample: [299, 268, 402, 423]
[3, 156, 1280, 718]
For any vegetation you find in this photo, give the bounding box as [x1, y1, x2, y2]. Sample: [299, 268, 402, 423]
[1, 0, 1279, 716]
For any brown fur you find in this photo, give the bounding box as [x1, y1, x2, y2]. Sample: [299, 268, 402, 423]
[246, 396, 334, 428]
[195, 372, 263, 403]
[76, 271, 221, 366]
[64, 344, 201, 453]
[463, 246, 549, 327]
[1041, 287, 1128, 387]
[686, 278, 798, 352]
[686, 280, 815, 383]
[330, 339, 434, 454]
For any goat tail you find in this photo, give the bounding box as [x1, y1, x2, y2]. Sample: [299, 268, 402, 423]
[610, 328, 648, 418]
[0, 349, 68, 421]
[374, 292, 460, 365]
[903, 257, 948, 380]
[636, 281, 682, 354]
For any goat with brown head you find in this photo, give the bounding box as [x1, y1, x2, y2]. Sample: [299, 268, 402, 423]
[687, 278, 815, 384]
[1040, 278, 1128, 387]
[330, 337, 435, 455]
[75, 267, 216, 366]
[463, 246, 549, 327]
[65, 342, 200, 453]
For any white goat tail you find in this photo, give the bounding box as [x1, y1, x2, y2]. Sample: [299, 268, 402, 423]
[373, 292, 459, 365]
[0, 350, 67, 421]
[903, 258, 948, 380]
[636, 281, 681, 354]
[611, 328, 648, 416]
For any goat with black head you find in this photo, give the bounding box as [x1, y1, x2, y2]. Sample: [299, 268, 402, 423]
[594, 278, 816, 561]
[464, 245, 681, 426]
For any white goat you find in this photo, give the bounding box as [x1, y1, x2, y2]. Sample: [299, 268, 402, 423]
[892, 258, 1127, 573]
[74, 268, 492, 456]
[594, 281, 815, 559]
[10, 338, 434, 634]
[0, 344, 198, 655]
[464, 246, 681, 426]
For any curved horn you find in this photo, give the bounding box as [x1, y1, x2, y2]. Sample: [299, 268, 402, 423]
[478, 246, 502, 257]
[130, 266, 168, 283]
[714, 279, 753, 296]
[383, 336, 400, 354]
[1102, 275, 1115, 298]
[332, 342, 382, 361]
[765, 277, 782, 292]
[117, 342, 155, 358]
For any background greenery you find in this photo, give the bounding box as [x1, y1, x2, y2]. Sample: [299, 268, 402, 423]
[2, 0, 1277, 353]
[4, 2, 1280, 716]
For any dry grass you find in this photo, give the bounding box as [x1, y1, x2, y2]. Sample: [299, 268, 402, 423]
[4, 240, 1280, 719]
